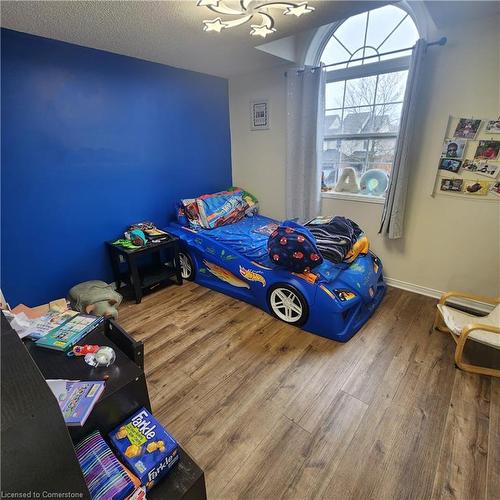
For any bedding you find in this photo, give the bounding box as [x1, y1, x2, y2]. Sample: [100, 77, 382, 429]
[305, 216, 368, 264]
[177, 187, 258, 229]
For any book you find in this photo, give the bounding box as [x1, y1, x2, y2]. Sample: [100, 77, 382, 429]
[26, 309, 79, 340]
[35, 314, 103, 351]
[75, 430, 140, 499]
[46, 379, 105, 426]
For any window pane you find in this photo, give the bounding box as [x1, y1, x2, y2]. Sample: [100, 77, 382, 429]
[366, 138, 396, 166]
[348, 46, 379, 67]
[333, 12, 368, 56]
[345, 75, 377, 108]
[375, 71, 408, 104]
[322, 138, 396, 194]
[365, 5, 407, 49]
[374, 103, 403, 133]
[325, 81, 345, 110]
[324, 110, 342, 135]
[378, 16, 419, 56]
[321, 38, 350, 68]
[342, 106, 374, 134]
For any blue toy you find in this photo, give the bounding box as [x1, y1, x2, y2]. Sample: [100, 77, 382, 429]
[166, 214, 386, 342]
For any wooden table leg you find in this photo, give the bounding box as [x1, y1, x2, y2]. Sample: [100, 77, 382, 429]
[174, 244, 182, 285]
[128, 255, 143, 304]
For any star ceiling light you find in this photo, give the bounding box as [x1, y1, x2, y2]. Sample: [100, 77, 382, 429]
[198, 0, 315, 38]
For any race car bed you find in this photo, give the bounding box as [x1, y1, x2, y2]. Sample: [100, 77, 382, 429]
[165, 205, 386, 342]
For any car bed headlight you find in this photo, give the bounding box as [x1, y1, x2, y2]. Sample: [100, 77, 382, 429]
[333, 289, 357, 302]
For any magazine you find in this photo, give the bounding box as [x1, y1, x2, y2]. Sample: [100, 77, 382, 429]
[35, 314, 103, 351]
[46, 379, 105, 426]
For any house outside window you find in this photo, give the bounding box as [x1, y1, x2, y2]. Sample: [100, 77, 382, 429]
[318, 4, 419, 202]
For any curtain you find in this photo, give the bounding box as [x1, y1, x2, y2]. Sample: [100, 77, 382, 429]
[285, 65, 325, 222]
[379, 39, 427, 239]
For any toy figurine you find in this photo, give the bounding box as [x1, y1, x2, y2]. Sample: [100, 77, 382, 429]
[68, 280, 122, 319]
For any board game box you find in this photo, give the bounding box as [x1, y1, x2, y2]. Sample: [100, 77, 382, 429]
[109, 407, 179, 490]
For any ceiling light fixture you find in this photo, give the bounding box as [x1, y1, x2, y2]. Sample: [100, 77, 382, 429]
[197, 0, 314, 38]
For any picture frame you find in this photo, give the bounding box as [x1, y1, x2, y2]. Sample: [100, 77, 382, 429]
[462, 159, 480, 172]
[475, 161, 500, 179]
[489, 181, 500, 197]
[250, 99, 270, 130]
[453, 118, 482, 139]
[440, 178, 463, 192]
[441, 138, 466, 159]
[473, 140, 500, 160]
[485, 120, 500, 134]
[463, 179, 490, 196]
[438, 158, 462, 173]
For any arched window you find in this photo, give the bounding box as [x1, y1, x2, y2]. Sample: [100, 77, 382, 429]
[319, 4, 419, 200]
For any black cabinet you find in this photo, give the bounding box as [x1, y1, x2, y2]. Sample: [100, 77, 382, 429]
[107, 235, 182, 304]
[1, 315, 206, 499]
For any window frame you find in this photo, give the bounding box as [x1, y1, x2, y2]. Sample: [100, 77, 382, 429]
[315, 6, 419, 203]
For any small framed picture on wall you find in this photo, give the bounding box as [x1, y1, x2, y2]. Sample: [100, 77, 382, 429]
[250, 99, 270, 130]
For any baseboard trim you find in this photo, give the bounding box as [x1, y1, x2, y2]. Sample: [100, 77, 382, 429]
[385, 277, 493, 314]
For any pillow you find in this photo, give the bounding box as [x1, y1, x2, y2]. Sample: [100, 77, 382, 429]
[267, 220, 323, 273]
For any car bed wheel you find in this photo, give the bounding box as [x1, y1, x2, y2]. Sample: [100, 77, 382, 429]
[268, 285, 308, 327]
[179, 251, 195, 281]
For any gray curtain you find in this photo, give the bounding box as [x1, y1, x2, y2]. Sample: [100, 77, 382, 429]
[285, 66, 325, 222]
[379, 39, 427, 239]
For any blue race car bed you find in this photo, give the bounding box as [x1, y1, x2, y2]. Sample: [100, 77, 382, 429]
[165, 214, 386, 342]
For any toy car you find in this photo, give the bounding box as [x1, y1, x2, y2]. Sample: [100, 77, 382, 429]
[165, 214, 386, 342]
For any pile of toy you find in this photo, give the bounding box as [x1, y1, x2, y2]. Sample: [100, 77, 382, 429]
[113, 221, 171, 250]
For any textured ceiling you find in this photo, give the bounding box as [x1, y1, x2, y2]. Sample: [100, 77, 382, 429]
[1, 0, 385, 77]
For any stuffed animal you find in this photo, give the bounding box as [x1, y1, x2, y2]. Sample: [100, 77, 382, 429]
[68, 280, 122, 319]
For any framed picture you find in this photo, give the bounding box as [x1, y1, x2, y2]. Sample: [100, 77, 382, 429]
[462, 159, 480, 172]
[438, 158, 462, 173]
[485, 120, 500, 134]
[489, 181, 500, 197]
[440, 178, 463, 192]
[475, 161, 500, 178]
[473, 140, 500, 160]
[463, 179, 490, 195]
[453, 118, 482, 139]
[250, 99, 270, 130]
[441, 138, 466, 159]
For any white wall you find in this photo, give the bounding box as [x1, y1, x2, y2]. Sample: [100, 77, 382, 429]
[229, 7, 500, 297]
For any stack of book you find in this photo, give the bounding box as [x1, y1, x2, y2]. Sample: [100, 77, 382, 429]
[35, 313, 103, 351]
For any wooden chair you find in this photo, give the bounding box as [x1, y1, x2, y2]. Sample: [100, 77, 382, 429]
[433, 291, 500, 378]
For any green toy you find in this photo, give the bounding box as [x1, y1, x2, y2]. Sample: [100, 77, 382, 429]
[68, 280, 123, 319]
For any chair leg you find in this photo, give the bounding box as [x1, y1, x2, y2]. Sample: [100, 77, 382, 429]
[454, 336, 500, 378]
[432, 309, 449, 334]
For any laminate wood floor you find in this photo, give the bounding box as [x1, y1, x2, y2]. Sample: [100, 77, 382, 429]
[120, 282, 500, 500]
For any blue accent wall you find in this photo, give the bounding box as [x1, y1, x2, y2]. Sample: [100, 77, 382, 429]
[1, 28, 232, 306]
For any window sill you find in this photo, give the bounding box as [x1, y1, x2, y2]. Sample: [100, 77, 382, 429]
[321, 191, 385, 204]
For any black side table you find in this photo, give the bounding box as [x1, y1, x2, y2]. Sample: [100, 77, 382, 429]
[107, 235, 182, 304]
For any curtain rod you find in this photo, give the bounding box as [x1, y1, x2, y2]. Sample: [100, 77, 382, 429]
[290, 37, 447, 74]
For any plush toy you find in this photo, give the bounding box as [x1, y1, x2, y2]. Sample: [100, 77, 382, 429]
[68, 280, 122, 319]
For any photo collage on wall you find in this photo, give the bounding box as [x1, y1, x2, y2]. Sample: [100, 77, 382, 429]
[437, 117, 500, 199]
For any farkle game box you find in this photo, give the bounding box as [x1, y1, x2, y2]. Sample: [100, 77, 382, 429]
[109, 408, 179, 490]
